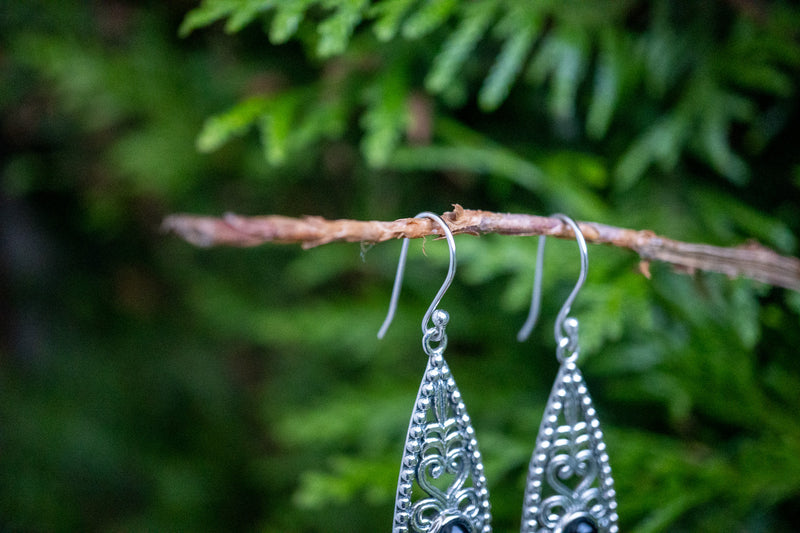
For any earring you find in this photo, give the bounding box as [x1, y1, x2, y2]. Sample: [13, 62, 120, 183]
[378, 212, 492, 533]
[518, 215, 618, 533]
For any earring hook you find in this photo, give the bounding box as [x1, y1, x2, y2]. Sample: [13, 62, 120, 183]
[517, 214, 588, 359]
[377, 212, 456, 339]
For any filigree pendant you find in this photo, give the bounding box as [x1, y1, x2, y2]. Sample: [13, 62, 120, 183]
[521, 359, 618, 533]
[393, 350, 492, 533]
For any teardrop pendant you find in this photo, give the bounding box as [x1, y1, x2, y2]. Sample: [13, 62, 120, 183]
[520, 359, 617, 533]
[393, 348, 492, 533]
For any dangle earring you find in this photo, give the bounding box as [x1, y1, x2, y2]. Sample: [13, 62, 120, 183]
[518, 215, 618, 533]
[379, 212, 492, 533]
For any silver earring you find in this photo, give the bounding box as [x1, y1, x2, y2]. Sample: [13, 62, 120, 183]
[379, 212, 492, 533]
[518, 214, 618, 533]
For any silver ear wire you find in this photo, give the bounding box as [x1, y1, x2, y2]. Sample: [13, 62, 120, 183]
[377, 212, 457, 339]
[516, 214, 588, 354]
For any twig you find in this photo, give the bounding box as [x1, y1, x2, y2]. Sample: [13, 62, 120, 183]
[162, 204, 800, 291]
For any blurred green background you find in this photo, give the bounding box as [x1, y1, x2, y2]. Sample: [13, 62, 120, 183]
[2, 1, 800, 531]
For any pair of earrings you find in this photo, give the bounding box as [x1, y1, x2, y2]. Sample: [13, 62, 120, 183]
[379, 212, 618, 533]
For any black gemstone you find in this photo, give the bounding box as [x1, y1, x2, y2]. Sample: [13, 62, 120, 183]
[563, 516, 598, 533]
[440, 518, 471, 533]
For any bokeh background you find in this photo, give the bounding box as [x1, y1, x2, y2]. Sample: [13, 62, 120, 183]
[2, 1, 800, 531]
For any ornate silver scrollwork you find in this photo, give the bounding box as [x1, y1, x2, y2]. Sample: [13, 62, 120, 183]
[520, 357, 618, 533]
[393, 314, 492, 533]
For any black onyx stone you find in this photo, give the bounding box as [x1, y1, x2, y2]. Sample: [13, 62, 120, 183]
[563, 516, 598, 533]
[440, 518, 471, 533]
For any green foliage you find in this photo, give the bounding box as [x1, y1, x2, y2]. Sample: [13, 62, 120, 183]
[360, 57, 410, 166]
[425, 1, 496, 95]
[197, 88, 348, 165]
[478, 3, 540, 112]
[181, 0, 800, 188]
[2, 0, 800, 532]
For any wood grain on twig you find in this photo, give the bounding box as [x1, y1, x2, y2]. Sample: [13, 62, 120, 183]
[162, 204, 800, 291]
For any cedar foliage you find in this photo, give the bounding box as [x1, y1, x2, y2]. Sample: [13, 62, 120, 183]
[2, 1, 800, 531]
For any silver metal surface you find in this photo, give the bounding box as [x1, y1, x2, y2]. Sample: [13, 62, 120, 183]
[378, 212, 457, 339]
[518, 214, 617, 533]
[520, 359, 618, 532]
[393, 318, 492, 533]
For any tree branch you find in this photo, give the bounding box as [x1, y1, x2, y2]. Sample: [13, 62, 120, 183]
[162, 204, 800, 291]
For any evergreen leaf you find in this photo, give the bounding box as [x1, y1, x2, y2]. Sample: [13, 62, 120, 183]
[291, 96, 349, 152]
[225, 0, 276, 33]
[196, 96, 272, 153]
[692, 188, 797, 252]
[389, 144, 544, 191]
[546, 29, 589, 127]
[257, 92, 300, 165]
[722, 14, 800, 97]
[317, 0, 370, 58]
[426, 0, 497, 95]
[526, 26, 591, 127]
[179, 0, 239, 36]
[614, 114, 691, 190]
[401, 0, 459, 40]
[360, 60, 409, 167]
[369, 0, 418, 41]
[726, 62, 794, 97]
[586, 30, 623, 139]
[269, 0, 316, 44]
[684, 78, 753, 184]
[640, 2, 691, 98]
[478, 7, 540, 111]
[196, 82, 351, 164]
[697, 106, 749, 185]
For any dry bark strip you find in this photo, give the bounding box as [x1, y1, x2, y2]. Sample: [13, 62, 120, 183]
[162, 204, 800, 291]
